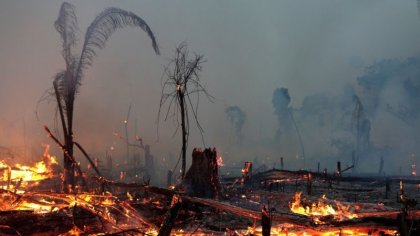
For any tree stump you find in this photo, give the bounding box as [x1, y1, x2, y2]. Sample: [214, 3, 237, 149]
[182, 148, 221, 199]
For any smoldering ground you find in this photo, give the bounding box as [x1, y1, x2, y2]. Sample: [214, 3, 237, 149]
[0, 1, 419, 182]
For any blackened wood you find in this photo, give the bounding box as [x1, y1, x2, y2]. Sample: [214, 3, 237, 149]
[261, 206, 271, 236]
[44, 126, 87, 189]
[250, 168, 420, 185]
[397, 213, 408, 236]
[53, 81, 68, 140]
[74, 142, 101, 176]
[167, 170, 173, 187]
[158, 195, 182, 236]
[242, 162, 253, 186]
[183, 148, 221, 198]
[337, 162, 341, 176]
[306, 173, 312, 195]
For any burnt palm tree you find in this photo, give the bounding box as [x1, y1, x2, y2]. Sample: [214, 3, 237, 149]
[52, 2, 159, 192]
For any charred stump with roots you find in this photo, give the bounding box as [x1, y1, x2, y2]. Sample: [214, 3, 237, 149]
[182, 148, 221, 199]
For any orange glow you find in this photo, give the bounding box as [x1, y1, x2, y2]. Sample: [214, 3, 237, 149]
[0, 145, 58, 194]
[290, 192, 357, 224]
[242, 223, 397, 236]
[216, 155, 224, 166]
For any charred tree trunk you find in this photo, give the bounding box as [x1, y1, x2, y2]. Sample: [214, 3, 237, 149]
[179, 91, 187, 180]
[261, 206, 271, 236]
[183, 148, 221, 199]
[53, 81, 74, 193]
[64, 96, 75, 193]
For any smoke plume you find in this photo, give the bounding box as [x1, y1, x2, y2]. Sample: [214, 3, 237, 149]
[225, 105, 246, 145]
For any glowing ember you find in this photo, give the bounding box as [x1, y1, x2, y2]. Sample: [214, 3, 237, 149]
[65, 225, 84, 235]
[216, 155, 224, 166]
[241, 223, 397, 236]
[411, 164, 416, 176]
[290, 192, 357, 224]
[241, 162, 252, 184]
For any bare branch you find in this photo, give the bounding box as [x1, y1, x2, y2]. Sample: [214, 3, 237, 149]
[157, 42, 212, 178]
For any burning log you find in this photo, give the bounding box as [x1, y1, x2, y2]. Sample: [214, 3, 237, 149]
[251, 168, 420, 185]
[158, 195, 182, 236]
[94, 177, 312, 226]
[88, 177, 419, 233]
[182, 148, 221, 199]
[43, 126, 87, 190]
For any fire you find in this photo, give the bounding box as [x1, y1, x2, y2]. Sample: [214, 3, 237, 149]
[0, 145, 58, 194]
[242, 223, 397, 236]
[290, 192, 357, 224]
[216, 155, 224, 166]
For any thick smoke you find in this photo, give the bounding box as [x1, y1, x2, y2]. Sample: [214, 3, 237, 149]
[294, 87, 358, 169]
[269, 56, 420, 173]
[225, 105, 246, 145]
[357, 57, 420, 124]
[272, 88, 292, 141]
[350, 95, 371, 171]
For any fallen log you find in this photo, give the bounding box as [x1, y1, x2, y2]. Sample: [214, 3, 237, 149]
[158, 195, 182, 236]
[355, 210, 420, 220]
[251, 168, 420, 185]
[94, 177, 311, 226]
[95, 177, 418, 230]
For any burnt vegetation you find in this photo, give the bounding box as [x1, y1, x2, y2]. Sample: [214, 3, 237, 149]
[50, 2, 159, 192]
[0, 1, 420, 236]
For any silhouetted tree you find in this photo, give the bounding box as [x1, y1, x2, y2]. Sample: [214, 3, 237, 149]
[225, 105, 246, 145]
[272, 88, 292, 140]
[52, 2, 159, 192]
[351, 95, 370, 172]
[272, 88, 306, 167]
[158, 43, 212, 179]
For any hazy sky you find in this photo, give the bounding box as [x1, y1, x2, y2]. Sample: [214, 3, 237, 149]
[1, 1, 420, 172]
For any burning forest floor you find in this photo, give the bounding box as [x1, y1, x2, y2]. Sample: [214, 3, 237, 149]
[0, 150, 419, 235]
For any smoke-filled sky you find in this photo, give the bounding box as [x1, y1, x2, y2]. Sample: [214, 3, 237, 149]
[1, 1, 420, 175]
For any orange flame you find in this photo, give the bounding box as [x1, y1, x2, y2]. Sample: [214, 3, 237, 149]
[217, 155, 224, 166]
[0, 145, 58, 194]
[290, 192, 357, 224]
[242, 223, 397, 236]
